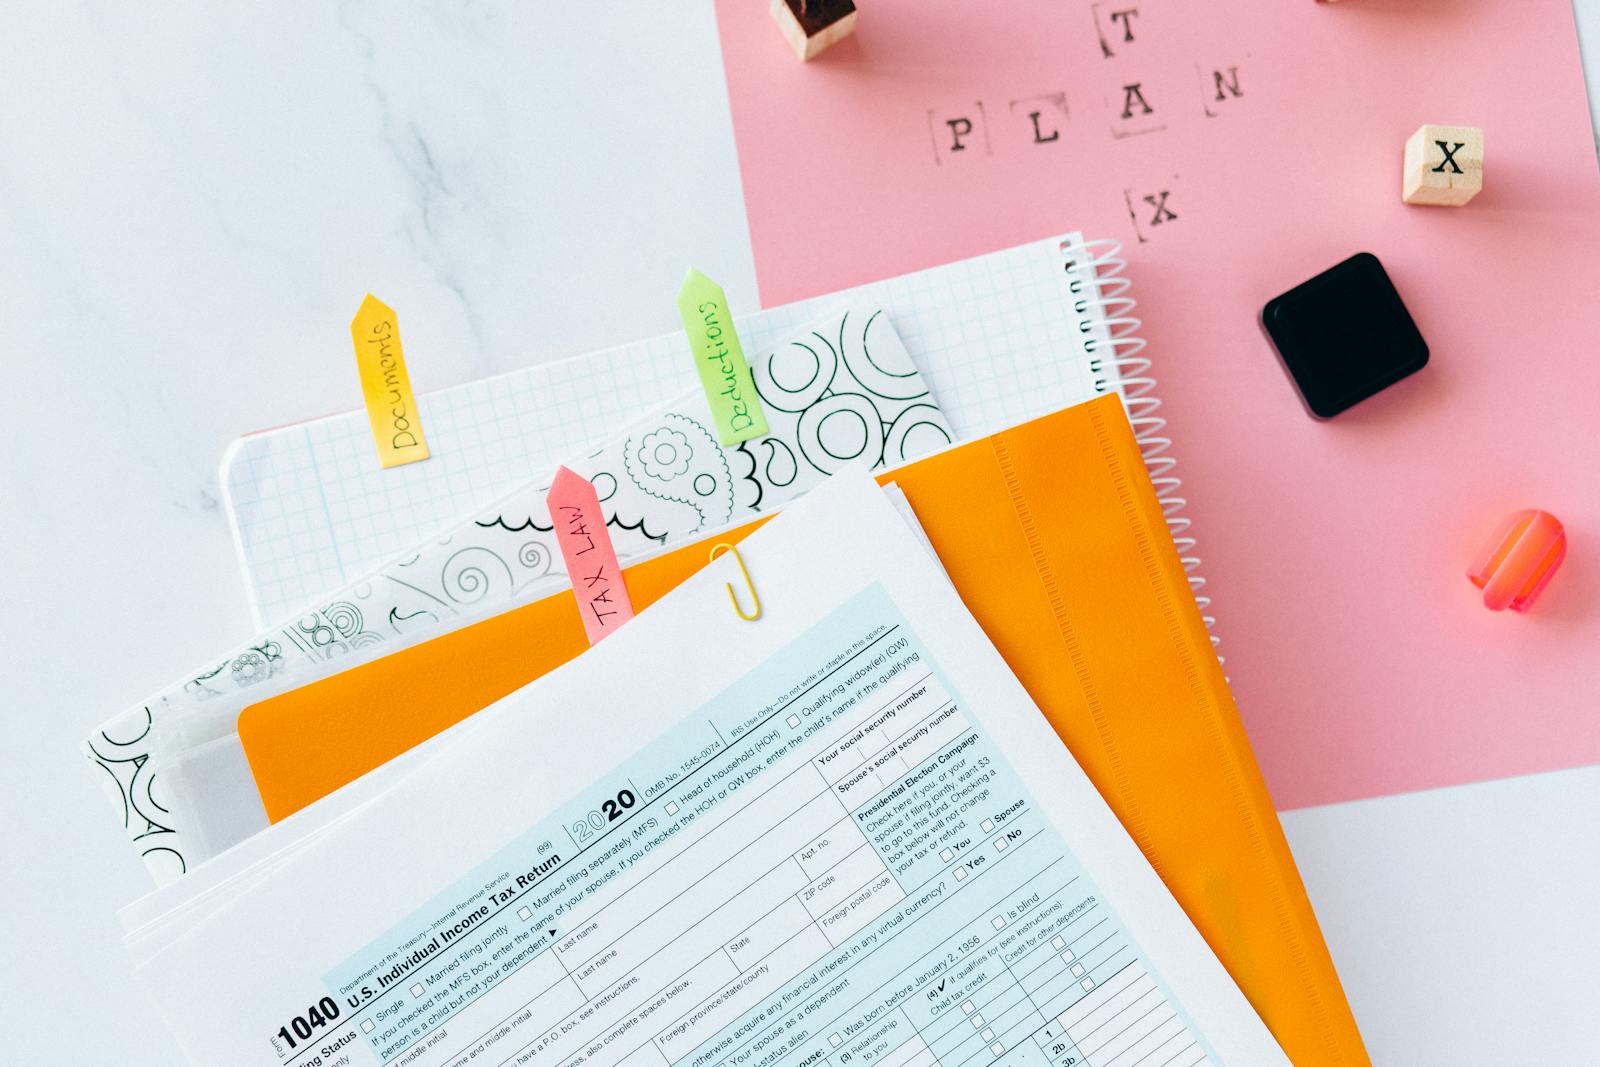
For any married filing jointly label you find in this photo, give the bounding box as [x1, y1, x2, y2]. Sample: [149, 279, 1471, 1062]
[351, 293, 430, 468]
[678, 269, 768, 446]
[285, 586, 1218, 1067]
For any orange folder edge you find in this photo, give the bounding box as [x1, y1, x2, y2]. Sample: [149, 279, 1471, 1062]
[239, 396, 1368, 1065]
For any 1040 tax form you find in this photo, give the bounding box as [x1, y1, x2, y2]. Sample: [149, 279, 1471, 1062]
[128, 472, 1287, 1067]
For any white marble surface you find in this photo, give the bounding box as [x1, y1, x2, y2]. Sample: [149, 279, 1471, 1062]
[1282, 765, 1600, 1065]
[0, 3, 1594, 1063]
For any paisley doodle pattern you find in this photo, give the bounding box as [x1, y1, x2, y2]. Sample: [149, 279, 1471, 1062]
[589, 471, 618, 503]
[753, 307, 948, 488]
[388, 605, 439, 633]
[621, 413, 735, 532]
[730, 443, 764, 511]
[88, 306, 953, 883]
[183, 641, 285, 700]
[797, 392, 886, 474]
[382, 577, 450, 634]
[230, 649, 273, 687]
[349, 631, 386, 651]
[441, 547, 515, 605]
[321, 600, 364, 637]
[886, 402, 953, 459]
[838, 309, 929, 401]
[761, 335, 838, 413]
[475, 512, 665, 542]
[475, 515, 550, 533]
[84, 707, 185, 878]
[183, 660, 230, 701]
[518, 540, 553, 572]
[635, 427, 695, 481]
[606, 513, 669, 544]
[758, 438, 798, 490]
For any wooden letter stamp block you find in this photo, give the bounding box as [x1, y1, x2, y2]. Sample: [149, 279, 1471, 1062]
[1403, 124, 1483, 206]
[771, 0, 858, 61]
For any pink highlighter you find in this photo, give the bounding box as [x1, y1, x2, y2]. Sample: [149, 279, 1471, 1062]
[1468, 509, 1567, 612]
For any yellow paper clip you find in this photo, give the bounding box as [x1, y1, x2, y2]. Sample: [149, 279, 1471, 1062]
[709, 543, 761, 621]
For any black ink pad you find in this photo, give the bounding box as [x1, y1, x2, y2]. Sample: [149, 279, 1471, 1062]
[1261, 252, 1429, 419]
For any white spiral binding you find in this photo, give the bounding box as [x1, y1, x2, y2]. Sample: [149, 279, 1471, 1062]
[1067, 238, 1221, 654]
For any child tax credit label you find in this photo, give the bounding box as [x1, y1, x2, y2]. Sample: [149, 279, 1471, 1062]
[280, 586, 1218, 1067]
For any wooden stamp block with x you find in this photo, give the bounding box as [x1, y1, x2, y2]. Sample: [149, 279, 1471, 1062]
[1402, 124, 1483, 206]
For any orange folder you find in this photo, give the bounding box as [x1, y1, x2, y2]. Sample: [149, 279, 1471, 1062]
[240, 395, 1368, 1065]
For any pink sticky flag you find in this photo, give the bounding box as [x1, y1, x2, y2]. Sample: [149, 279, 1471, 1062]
[547, 466, 635, 644]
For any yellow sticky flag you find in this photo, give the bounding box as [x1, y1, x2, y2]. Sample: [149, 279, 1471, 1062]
[350, 293, 430, 468]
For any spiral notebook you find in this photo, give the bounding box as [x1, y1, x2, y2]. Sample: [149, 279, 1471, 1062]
[220, 234, 1211, 636]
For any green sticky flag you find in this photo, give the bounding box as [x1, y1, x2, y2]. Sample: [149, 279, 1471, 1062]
[677, 268, 768, 445]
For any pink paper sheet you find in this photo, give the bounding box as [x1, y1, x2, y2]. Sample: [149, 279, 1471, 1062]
[715, 0, 1600, 810]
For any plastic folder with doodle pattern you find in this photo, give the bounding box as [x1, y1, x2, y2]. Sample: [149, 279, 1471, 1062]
[91, 235, 1213, 884]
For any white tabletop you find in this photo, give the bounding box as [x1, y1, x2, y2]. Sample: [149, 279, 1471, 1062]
[0, 4, 1595, 1063]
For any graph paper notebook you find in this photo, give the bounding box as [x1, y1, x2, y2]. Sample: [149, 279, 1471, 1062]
[219, 235, 1204, 631]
